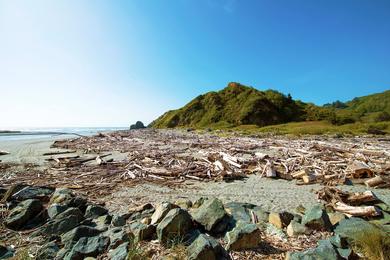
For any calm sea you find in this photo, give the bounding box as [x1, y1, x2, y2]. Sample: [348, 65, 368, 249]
[0, 127, 128, 141]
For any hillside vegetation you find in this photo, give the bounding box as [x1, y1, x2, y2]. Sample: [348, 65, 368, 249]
[150, 82, 390, 134]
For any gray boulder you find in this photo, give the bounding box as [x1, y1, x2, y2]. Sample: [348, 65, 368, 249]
[64, 235, 109, 260]
[130, 222, 156, 242]
[0, 244, 14, 259]
[225, 223, 262, 251]
[334, 217, 385, 245]
[192, 198, 228, 234]
[61, 225, 102, 248]
[130, 121, 146, 130]
[47, 204, 68, 219]
[328, 212, 346, 227]
[103, 227, 132, 250]
[302, 204, 331, 231]
[49, 188, 87, 212]
[151, 202, 179, 225]
[5, 199, 43, 230]
[224, 202, 252, 225]
[11, 186, 54, 202]
[187, 234, 229, 260]
[92, 214, 112, 232]
[85, 205, 108, 219]
[157, 208, 194, 244]
[108, 242, 129, 260]
[175, 198, 193, 209]
[112, 215, 126, 227]
[287, 220, 310, 237]
[36, 241, 60, 260]
[39, 210, 84, 236]
[287, 239, 338, 260]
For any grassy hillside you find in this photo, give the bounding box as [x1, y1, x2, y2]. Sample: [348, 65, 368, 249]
[150, 82, 390, 135]
[151, 82, 307, 128]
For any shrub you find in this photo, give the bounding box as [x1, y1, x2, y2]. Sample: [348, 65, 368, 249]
[375, 111, 390, 122]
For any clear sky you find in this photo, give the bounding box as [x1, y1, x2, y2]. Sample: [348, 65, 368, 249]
[1, 0, 389, 127]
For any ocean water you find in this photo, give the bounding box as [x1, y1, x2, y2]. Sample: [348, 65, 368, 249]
[0, 127, 128, 141]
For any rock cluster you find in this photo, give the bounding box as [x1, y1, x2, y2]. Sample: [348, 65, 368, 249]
[129, 121, 146, 130]
[1, 185, 389, 259]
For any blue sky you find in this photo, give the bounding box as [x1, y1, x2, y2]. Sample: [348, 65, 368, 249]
[0, 0, 389, 127]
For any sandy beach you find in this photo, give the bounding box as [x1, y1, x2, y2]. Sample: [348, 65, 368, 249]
[2, 130, 389, 213]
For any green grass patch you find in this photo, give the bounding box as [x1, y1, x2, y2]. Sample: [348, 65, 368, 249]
[218, 121, 390, 136]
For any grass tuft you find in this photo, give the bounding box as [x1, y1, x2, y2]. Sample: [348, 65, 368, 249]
[351, 226, 390, 260]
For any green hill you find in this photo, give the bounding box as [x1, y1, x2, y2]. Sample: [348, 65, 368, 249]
[151, 82, 308, 128]
[150, 82, 390, 130]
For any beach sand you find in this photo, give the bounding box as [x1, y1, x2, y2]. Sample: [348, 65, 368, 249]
[106, 175, 390, 214]
[0, 136, 128, 165]
[2, 133, 389, 217]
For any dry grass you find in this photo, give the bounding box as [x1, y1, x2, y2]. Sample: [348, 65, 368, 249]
[351, 226, 390, 260]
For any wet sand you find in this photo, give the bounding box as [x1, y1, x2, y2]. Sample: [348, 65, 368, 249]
[0, 137, 128, 165]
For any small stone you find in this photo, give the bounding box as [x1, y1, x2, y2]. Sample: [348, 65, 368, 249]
[192, 198, 228, 234]
[111, 215, 126, 227]
[151, 202, 179, 225]
[328, 212, 346, 227]
[128, 203, 154, 214]
[157, 208, 194, 244]
[85, 205, 108, 219]
[130, 222, 156, 242]
[224, 202, 252, 225]
[226, 223, 262, 251]
[187, 234, 228, 260]
[49, 188, 74, 205]
[268, 211, 294, 229]
[263, 223, 288, 241]
[192, 197, 207, 208]
[92, 214, 112, 231]
[286, 220, 309, 237]
[49, 189, 87, 213]
[141, 217, 151, 225]
[327, 235, 347, 248]
[302, 204, 331, 231]
[103, 227, 132, 250]
[47, 204, 68, 219]
[108, 242, 129, 260]
[251, 206, 269, 223]
[337, 248, 352, 259]
[5, 199, 43, 230]
[175, 198, 193, 209]
[55, 207, 84, 221]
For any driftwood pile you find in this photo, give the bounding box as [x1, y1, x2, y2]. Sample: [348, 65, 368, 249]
[317, 187, 383, 217]
[51, 129, 390, 186]
[1, 129, 389, 201]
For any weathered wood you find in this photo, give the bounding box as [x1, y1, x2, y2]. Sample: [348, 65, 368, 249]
[0, 150, 10, 156]
[292, 169, 309, 179]
[350, 161, 374, 178]
[302, 174, 317, 184]
[365, 176, 386, 187]
[334, 202, 381, 217]
[43, 150, 76, 156]
[347, 191, 379, 205]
